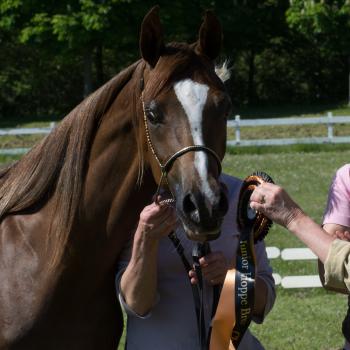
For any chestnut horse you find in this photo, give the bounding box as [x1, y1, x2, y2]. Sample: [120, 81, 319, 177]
[0, 7, 231, 350]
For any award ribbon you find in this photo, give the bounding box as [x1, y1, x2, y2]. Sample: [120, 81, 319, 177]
[210, 171, 273, 350]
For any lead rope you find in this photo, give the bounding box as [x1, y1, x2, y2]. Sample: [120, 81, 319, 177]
[167, 228, 211, 350]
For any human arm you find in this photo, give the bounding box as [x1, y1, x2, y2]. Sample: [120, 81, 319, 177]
[318, 224, 350, 294]
[250, 183, 350, 292]
[250, 183, 335, 263]
[119, 202, 177, 316]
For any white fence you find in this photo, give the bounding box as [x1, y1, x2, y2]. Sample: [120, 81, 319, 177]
[2, 113, 350, 154]
[266, 247, 322, 289]
[227, 112, 350, 147]
[0, 122, 56, 155]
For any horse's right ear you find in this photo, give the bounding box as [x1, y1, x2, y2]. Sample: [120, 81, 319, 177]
[139, 6, 164, 68]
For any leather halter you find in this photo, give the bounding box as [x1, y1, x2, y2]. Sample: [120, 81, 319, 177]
[140, 91, 222, 202]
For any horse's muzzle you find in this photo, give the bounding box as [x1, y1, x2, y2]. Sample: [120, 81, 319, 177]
[179, 187, 228, 241]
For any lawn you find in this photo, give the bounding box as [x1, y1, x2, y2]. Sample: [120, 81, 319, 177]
[2, 107, 350, 349]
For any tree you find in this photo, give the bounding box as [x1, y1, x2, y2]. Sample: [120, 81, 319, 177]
[213, 0, 290, 104]
[287, 0, 350, 104]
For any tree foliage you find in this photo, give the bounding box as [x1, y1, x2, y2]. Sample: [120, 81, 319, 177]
[0, 0, 349, 119]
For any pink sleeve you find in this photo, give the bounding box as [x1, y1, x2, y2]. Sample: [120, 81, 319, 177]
[323, 164, 350, 227]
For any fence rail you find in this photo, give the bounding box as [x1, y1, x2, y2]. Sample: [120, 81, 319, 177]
[227, 112, 350, 147]
[2, 113, 350, 154]
[266, 247, 322, 289]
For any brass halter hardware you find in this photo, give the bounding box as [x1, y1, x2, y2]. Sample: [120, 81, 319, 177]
[141, 91, 222, 203]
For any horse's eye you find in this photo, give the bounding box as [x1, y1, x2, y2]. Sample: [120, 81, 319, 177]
[145, 107, 162, 125]
[147, 110, 159, 124]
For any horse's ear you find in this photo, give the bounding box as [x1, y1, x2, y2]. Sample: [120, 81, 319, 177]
[196, 10, 222, 60]
[139, 6, 164, 68]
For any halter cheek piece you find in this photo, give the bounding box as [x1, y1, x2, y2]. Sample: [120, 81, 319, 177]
[140, 90, 222, 202]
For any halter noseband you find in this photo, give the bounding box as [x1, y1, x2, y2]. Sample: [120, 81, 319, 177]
[141, 91, 222, 202]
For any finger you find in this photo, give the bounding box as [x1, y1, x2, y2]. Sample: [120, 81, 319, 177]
[189, 269, 196, 277]
[199, 252, 225, 266]
[249, 199, 266, 214]
[189, 270, 198, 285]
[155, 210, 177, 229]
[335, 230, 346, 240]
[190, 277, 198, 285]
[146, 206, 176, 226]
[250, 187, 264, 203]
[344, 231, 350, 241]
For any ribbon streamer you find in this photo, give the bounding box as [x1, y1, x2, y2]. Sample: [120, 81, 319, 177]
[209, 171, 274, 350]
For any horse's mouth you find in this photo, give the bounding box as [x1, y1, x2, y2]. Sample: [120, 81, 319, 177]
[179, 213, 222, 242]
[183, 225, 221, 242]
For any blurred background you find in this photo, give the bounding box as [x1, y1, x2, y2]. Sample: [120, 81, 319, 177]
[1, 0, 350, 121]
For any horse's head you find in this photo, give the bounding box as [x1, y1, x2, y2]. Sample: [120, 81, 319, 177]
[139, 7, 231, 242]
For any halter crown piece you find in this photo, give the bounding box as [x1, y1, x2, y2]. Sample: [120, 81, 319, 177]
[140, 90, 222, 203]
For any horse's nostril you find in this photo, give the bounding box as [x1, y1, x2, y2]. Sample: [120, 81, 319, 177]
[183, 194, 200, 224]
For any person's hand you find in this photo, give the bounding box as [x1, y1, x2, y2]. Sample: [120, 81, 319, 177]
[189, 251, 228, 286]
[250, 182, 304, 229]
[137, 199, 177, 241]
[333, 230, 350, 241]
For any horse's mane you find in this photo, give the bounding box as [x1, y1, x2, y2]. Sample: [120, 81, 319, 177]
[0, 60, 141, 266]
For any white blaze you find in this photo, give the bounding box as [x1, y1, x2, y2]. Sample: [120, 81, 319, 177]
[173, 79, 215, 205]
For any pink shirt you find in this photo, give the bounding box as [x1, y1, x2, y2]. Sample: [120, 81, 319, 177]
[323, 164, 350, 227]
[323, 164, 350, 350]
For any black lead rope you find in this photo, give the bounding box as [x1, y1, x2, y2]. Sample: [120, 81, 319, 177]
[168, 233, 218, 350]
[192, 242, 211, 350]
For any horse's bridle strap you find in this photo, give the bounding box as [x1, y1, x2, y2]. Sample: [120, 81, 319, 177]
[161, 145, 222, 175]
[141, 91, 222, 197]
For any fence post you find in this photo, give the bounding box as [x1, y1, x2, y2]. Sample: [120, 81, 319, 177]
[235, 115, 241, 145]
[327, 112, 333, 142]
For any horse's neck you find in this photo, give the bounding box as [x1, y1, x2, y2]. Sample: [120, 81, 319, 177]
[80, 80, 155, 259]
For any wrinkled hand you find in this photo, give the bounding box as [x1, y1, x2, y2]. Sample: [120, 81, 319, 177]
[189, 251, 228, 286]
[137, 199, 177, 241]
[250, 182, 304, 229]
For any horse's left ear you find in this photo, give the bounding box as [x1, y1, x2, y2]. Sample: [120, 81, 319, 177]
[139, 6, 164, 68]
[196, 10, 222, 60]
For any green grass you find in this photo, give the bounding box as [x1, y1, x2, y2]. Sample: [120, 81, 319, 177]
[222, 149, 350, 350]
